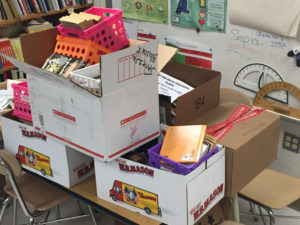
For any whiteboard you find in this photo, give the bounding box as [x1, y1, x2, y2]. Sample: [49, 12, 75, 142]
[112, 0, 300, 108]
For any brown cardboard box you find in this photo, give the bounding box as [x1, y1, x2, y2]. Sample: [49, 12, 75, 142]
[195, 203, 224, 225]
[161, 61, 221, 122]
[176, 101, 280, 197]
[59, 12, 102, 30]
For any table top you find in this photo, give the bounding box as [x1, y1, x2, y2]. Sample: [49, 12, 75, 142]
[69, 175, 162, 225]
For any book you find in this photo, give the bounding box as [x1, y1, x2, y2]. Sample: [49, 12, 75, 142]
[0, 0, 7, 19]
[11, 0, 23, 16]
[1, 0, 14, 19]
[42, 53, 70, 74]
[23, 18, 53, 34]
[0, 39, 14, 68]
[9, 37, 23, 61]
[6, 0, 19, 18]
[159, 125, 207, 163]
[58, 57, 82, 78]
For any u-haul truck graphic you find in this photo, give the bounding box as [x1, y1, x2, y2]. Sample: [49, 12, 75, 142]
[110, 180, 161, 217]
[16, 145, 53, 176]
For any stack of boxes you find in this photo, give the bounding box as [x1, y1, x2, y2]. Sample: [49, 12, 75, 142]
[0, 6, 281, 225]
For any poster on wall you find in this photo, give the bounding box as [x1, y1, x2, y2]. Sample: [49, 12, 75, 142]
[171, 0, 227, 32]
[121, 0, 168, 24]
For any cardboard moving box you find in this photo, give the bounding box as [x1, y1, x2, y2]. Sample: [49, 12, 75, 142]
[2, 28, 177, 162]
[1, 111, 95, 188]
[176, 101, 280, 197]
[95, 144, 225, 225]
[159, 63, 280, 197]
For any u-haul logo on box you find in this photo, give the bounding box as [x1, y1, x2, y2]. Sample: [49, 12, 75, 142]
[190, 183, 224, 221]
[117, 160, 154, 177]
[19, 126, 47, 141]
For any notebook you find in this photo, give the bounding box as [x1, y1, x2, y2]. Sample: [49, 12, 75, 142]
[159, 125, 207, 163]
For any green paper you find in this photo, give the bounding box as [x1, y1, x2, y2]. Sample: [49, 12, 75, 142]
[171, 0, 227, 32]
[121, 0, 168, 24]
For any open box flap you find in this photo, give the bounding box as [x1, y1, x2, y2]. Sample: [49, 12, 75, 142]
[20, 28, 59, 68]
[100, 40, 158, 95]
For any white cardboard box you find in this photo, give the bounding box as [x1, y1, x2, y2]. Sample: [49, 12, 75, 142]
[95, 145, 225, 225]
[1, 111, 95, 188]
[3, 41, 176, 161]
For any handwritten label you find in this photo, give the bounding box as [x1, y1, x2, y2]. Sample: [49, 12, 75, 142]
[231, 28, 263, 47]
[132, 46, 158, 75]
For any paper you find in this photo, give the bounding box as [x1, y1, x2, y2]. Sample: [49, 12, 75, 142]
[165, 36, 213, 69]
[6, 79, 22, 99]
[171, 0, 227, 32]
[158, 71, 194, 103]
[229, 0, 300, 37]
[0, 90, 8, 110]
[121, 0, 168, 24]
[123, 19, 138, 39]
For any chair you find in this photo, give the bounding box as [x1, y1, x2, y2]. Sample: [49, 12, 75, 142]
[219, 88, 252, 106]
[239, 168, 300, 225]
[0, 150, 98, 225]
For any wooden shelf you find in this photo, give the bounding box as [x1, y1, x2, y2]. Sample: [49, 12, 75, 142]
[0, 4, 92, 26]
[0, 66, 16, 73]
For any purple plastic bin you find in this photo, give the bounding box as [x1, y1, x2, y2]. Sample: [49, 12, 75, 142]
[147, 142, 219, 175]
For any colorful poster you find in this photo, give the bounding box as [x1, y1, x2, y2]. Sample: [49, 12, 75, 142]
[171, 0, 227, 32]
[121, 0, 168, 24]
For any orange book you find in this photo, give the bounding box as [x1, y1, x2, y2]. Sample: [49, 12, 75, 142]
[159, 125, 207, 163]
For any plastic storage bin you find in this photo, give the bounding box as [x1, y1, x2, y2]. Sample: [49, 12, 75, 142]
[12, 81, 32, 121]
[147, 142, 219, 175]
[54, 35, 112, 65]
[57, 7, 130, 51]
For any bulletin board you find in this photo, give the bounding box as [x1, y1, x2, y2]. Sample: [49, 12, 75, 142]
[112, 0, 300, 109]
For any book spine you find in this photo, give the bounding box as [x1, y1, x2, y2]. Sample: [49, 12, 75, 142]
[0, 0, 8, 19]
[42, 0, 50, 12]
[31, 0, 40, 13]
[11, 0, 23, 16]
[6, 0, 18, 17]
[20, 0, 29, 14]
[24, 0, 32, 13]
[26, 0, 36, 13]
[2, 0, 14, 19]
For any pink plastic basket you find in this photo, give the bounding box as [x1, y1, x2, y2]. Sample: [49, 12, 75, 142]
[57, 7, 130, 51]
[12, 81, 32, 121]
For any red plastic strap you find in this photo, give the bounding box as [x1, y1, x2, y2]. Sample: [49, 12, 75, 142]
[206, 104, 251, 135]
[213, 107, 265, 140]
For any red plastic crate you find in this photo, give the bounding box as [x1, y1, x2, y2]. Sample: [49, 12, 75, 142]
[12, 81, 32, 121]
[57, 7, 130, 51]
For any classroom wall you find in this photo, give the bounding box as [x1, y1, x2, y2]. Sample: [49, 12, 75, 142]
[111, 0, 300, 179]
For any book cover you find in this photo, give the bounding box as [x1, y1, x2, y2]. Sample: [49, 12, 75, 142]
[159, 125, 207, 163]
[58, 57, 81, 78]
[42, 53, 70, 74]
